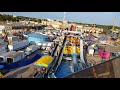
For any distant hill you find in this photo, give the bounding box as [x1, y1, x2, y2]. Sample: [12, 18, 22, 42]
[0, 14, 42, 23]
[69, 21, 120, 30]
[0, 13, 120, 30]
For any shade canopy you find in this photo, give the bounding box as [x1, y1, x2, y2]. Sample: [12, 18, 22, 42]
[34, 55, 53, 68]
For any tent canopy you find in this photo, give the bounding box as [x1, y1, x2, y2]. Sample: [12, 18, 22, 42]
[34, 55, 53, 68]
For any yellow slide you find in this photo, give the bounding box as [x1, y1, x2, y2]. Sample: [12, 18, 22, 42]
[63, 46, 80, 54]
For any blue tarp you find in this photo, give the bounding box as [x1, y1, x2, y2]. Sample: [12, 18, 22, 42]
[6, 62, 18, 70]
[17, 61, 27, 68]
[27, 33, 50, 43]
[55, 61, 72, 78]
[0, 65, 4, 69]
[0, 54, 45, 71]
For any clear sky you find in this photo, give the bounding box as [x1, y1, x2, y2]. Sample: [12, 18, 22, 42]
[1, 12, 120, 26]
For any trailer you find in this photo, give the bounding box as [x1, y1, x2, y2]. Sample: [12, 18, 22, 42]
[25, 51, 31, 56]
[36, 42, 43, 47]
[37, 42, 54, 50]
[41, 43, 48, 50]
[26, 45, 39, 53]
[25, 45, 39, 56]
[0, 42, 8, 49]
[11, 41, 19, 45]
[47, 42, 54, 47]
[0, 42, 8, 48]
[0, 51, 16, 63]
[42, 42, 48, 47]
[0, 46, 6, 52]
[8, 40, 29, 51]
[6, 51, 25, 64]
[36, 42, 54, 47]
[0, 50, 7, 55]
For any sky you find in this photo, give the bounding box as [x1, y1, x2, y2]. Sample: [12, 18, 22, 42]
[1, 12, 120, 26]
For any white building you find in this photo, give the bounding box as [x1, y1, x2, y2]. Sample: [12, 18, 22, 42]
[76, 24, 84, 30]
[13, 15, 16, 17]
[0, 25, 13, 34]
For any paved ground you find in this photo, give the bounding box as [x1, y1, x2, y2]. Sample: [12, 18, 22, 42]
[4, 63, 36, 78]
[86, 35, 120, 66]
[86, 46, 120, 66]
[4, 49, 45, 78]
[105, 46, 120, 52]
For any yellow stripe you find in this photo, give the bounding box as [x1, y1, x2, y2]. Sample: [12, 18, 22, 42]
[34, 56, 53, 66]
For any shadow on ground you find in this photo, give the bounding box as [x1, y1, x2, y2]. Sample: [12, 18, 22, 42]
[5, 67, 29, 78]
